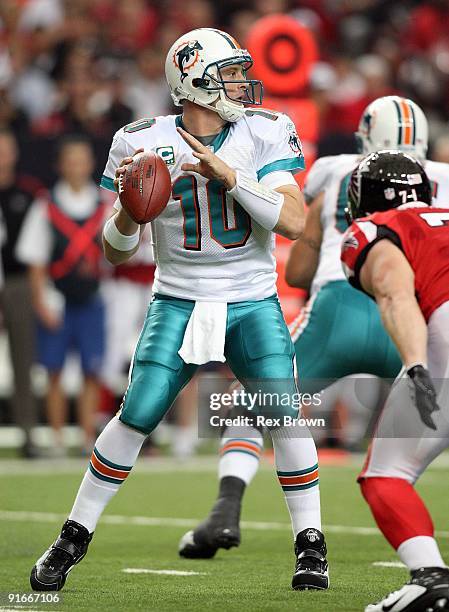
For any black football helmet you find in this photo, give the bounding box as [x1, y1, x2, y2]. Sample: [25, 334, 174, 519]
[346, 150, 432, 222]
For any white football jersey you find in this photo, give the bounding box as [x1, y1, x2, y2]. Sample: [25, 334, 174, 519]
[303, 155, 449, 296]
[101, 112, 304, 302]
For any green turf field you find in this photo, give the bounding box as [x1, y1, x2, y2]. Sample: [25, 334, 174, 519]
[1, 456, 449, 611]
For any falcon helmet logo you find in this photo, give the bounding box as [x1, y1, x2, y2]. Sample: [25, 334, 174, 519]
[173, 41, 203, 82]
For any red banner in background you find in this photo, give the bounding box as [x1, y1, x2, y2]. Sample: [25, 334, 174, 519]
[246, 15, 318, 97]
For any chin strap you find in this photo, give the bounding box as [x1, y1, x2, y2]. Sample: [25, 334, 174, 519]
[215, 98, 246, 122]
[188, 92, 246, 123]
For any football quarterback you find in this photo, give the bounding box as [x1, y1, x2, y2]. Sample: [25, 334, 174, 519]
[30, 27, 328, 593]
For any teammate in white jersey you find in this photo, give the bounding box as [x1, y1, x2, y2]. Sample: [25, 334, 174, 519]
[30, 28, 329, 592]
[180, 96, 449, 560]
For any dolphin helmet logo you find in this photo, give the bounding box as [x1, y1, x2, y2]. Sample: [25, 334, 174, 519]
[361, 111, 377, 138]
[173, 41, 203, 82]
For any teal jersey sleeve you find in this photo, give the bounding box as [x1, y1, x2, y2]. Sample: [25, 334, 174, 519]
[100, 129, 133, 192]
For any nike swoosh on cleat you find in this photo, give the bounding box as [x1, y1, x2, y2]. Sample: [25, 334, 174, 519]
[381, 585, 427, 611]
[382, 593, 406, 612]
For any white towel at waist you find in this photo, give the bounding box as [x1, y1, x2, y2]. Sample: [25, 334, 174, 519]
[178, 301, 227, 365]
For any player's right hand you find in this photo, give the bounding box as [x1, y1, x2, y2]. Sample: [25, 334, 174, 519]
[113, 148, 144, 192]
[177, 128, 236, 189]
[407, 364, 440, 430]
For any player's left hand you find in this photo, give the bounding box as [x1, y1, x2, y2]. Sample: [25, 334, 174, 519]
[407, 364, 440, 430]
[177, 127, 236, 189]
[113, 148, 144, 192]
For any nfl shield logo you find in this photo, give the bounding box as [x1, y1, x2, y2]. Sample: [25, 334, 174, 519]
[384, 188, 396, 200]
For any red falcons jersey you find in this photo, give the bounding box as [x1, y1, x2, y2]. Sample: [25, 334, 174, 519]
[341, 204, 449, 322]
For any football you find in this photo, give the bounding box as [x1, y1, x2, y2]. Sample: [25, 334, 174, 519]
[118, 151, 171, 224]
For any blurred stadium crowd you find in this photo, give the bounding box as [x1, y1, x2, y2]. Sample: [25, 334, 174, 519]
[2, 0, 449, 176]
[1, 0, 449, 457]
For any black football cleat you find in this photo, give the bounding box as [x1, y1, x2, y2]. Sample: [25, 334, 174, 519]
[292, 528, 329, 590]
[30, 520, 93, 591]
[365, 566, 449, 612]
[179, 500, 241, 559]
[179, 477, 245, 559]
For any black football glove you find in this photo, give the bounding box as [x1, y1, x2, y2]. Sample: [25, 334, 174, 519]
[407, 364, 440, 431]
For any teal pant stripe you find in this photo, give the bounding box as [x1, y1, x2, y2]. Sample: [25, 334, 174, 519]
[281, 479, 319, 492]
[225, 437, 263, 449]
[89, 463, 124, 485]
[277, 463, 319, 477]
[221, 449, 261, 460]
[93, 447, 132, 472]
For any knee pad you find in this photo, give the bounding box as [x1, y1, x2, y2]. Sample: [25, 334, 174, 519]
[119, 363, 177, 434]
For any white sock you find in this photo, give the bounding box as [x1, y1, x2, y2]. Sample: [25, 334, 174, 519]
[269, 425, 321, 538]
[171, 425, 198, 459]
[398, 536, 446, 570]
[69, 417, 146, 532]
[218, 424, 263, 486]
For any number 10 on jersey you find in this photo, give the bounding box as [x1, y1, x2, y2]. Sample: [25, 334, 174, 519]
[172, 176, 252, 250]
